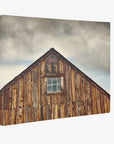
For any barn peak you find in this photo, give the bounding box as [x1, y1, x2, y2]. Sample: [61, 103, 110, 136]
[49, 47, 55, 51]
[0, 47, 110, 96]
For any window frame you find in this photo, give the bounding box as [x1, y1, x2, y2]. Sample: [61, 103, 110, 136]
[47, 77, 61, 93]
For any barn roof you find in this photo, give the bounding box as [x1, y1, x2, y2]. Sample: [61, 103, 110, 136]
[0, 48, 110, 97]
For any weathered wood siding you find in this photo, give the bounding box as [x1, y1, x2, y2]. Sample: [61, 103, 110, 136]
[0, 49, 110, 126]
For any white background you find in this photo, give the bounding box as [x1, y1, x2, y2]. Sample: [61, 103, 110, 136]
[0, 0, 113, 144]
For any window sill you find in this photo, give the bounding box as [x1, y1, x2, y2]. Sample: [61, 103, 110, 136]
[45, 91, 64, 96]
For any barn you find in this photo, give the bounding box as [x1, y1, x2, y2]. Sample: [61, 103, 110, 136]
[0, 48, 110, 126]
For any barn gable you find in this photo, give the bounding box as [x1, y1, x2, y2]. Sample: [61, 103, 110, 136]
[0, 48, 110, 96]
[0, 48, 110, 126]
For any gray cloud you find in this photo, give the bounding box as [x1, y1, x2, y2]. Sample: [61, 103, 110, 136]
[0, 15, 110, 74]
[0, 15, 110, 92]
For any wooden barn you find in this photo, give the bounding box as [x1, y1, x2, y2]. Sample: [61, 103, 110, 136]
[0, 48, 110, 126]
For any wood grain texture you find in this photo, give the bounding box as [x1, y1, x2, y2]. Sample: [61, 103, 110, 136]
[0, 49, 110, 126]
[0, 110, 2, 125]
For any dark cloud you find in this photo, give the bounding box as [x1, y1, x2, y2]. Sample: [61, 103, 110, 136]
[0, 15, 110, 74]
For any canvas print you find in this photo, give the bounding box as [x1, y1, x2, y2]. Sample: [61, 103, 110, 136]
[0, 15, 110, 126]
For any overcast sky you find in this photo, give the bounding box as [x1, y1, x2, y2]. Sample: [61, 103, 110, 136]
[0, 15, 110, 93]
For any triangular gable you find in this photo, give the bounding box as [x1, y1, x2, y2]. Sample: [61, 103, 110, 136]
[0, 48, 110, 97]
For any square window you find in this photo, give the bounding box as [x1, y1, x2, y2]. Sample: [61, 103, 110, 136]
[47, 77, 61, 93]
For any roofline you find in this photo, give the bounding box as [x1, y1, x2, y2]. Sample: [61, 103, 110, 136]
[0, 48, 53, 92]
[52, 48, 110, 97]
[0, 48, 110, 98]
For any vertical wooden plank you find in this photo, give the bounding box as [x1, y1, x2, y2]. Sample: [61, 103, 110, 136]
[59, 60, 64, 74]
[16, 78, 25, 124]
[103, 95, 107, 113]
[30, 71, 33, 122]
[61, 103, 65, 118]
[18, 108, 24, 124]
[27, 73, 30, 107]
[75, 70, 78, 116]
[0, 110, 2, 125]
[26, 72, 33, 107]
[26, 71, 33, 122]
[76, 73, 81, 116]
[2, 91, 4, 125]
[61, 60, 64, 73]
[8, 87, 12, 125]
[57, 94, 61, 119]
[53, 95, 58, 119]
[65, 64, 68, 117]
[0, 91, 3, 125]
[12, 83, 17, 109]
[3, 110, 9, 126]
[65, 64, 71, 117]
[3, 89, 9, 110]
[26, 107, 31, 123]
[100, 92, 105, 113]
[60, 94, 66, 118]
[54, 104, 58, 119]
[63, 61, 66, 118]
[38, 63, 41, 121]
[59, 60, 62, 73]
[0, 92, 2, 126]
[33, 68, 38, 108]
[10, 109, 16, 125]
[83, 79, 87, 115]
[18, 78, 24, 108]
[0, 92, 2, 125]
[92, 85, 97, 114]
[16, 81, 19, 124]
[33, 67, 38, 121]
[51, 96, 54, 119]
[42, 105, 46, 120]
[96, 89, 101, 114]
[46, 104, 50, 120]
[41, 76, 46, 120]
[8, 87, 12, 109]
[33, 107, 38, 122]
[46, 95, 51, 120]
[80, 76, 85, 116]
[81, 77, 86, 115]
[69, 66, 73, 117]
[23, 75, 26, 123]
[90, 83, 93, 114]
[86, 81, 92, 115]
[41, 60, 45, 76]
[24, 75, 27, 123]
[40, 61, 46, 120]
[40, 62, 43, 121]
[3, 89, 9, 125]
[107, 97, 110, 113]
[0, 94, 2, 110]
[72, 69, 76, 117]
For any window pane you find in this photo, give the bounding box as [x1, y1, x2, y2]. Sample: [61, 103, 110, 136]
[47, 86, 52, 93]
[53, 78, 57, 84]
[57, 78, 61, 84]
[48, 78, 52, 84]
[47, 77, 61, 93]
[53, 85, 57, 92]
[58, 85, 61, 92]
